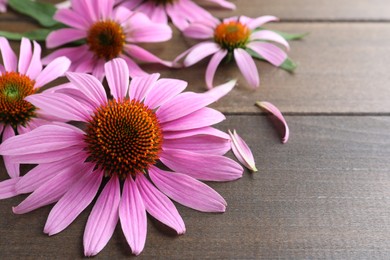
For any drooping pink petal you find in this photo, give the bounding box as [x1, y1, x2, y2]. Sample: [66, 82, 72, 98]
[126, 12, 172, 42]
[256, 101, 289, 143]
[183, 42, 220, 67]
[161, 107, 225, 131]
[119, 177, 147, 256]
[203, 0, 236, 9]
[246, 15, 279, 30]
[46, 28, 87, 48]
[182, 22, 214, 39]
[2, 125, 19, 178]
[54, 8, 90, 30]
[149, 166, 227, 212]
[12, 162, 89, 214]
[144, 78, 187, 109]
[205, 49, 228, 89]
[228, 130, 257, 172]
[247, 42, 287, 67]
[18, 38, 33, 75]
[129, 73, 160, 102]
[34, 57, 71, 88]
[104, 58, 129, 101]
[124, 44, 172, 67]
[165, 3, 189, 31]
[84, 175, 120, 257]
[0, 37, 17, 72]
[44, 167, 101, 236]
[160, 148, 243, 181]
[0, 177, 21, 199]
[250, 30, 290, 50]
[163, 126, 230, 140]
[234, 48, 260, 89]
[25, 41, 43, 80]
[136, 174, 185, 234]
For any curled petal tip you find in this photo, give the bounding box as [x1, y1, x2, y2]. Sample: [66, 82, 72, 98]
[256, 101, 289, 144]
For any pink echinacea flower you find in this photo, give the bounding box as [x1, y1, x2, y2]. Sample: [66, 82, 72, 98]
[0, 37, 70, 179]
[115, 0, 236, 30]
[175, 15, 290, 89]
[44, 0, 172, 80]
[0, 58, 243, 256]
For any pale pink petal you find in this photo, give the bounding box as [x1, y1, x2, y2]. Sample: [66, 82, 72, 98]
[46, 28, 86, 49]
[113, 6, 134, 25]
[44, 167, 102, 236]
[202, 0, 236, 9]
[146, 3, 168, 24]
[256, 101, 289, 143]
[205, 49, 227, 89]
[2, 125, 19, 178]
[234, 48, 259, 89]
[15, 155, 87, 194]
[54, 8, 90, 30]
[104, 58, 129, 101]
[246, 15, 279, 30]
[46, 88, 96, 113]
[73, 0, 98, 23]
[84, 175, 120, 257]
[92, 59, 107, 81]
[10, 147, 85, 164]
[12, 162, 89, 214]
[160, 107, 225, 131]
[166, 3, 189, 31]
[160, 149, 243, 181]
[183, 42, 220, 67]
[144, 78, 187, 109]
[97, 0, 114, 20]
[119, 177, 147, 256]
[19, 118, 51, 133]
[129, 73, 159, 102]
[149, 166, 227, 212]
[55, 0, 71, 9]
[65, 72, 107, 108]
[119, 55, 148, 78]
[126, 12, 172, 42]
[228, 129, 257, 172]
[0, 64, 5, 73]
[118, 0, 143, 12]
[163, 126, 230, 140]
[250, 30, 290, 50]
[34, 57, 70, 88]
[124, 44, 172, 67]
[26, 93, 91, 122]
[176, 0, 213, 23]
[247, 42, 287, 67]
[183, 23, 214, 39]
[25, 41, 42, 80]
[42, 45, 88, 65]
[136, 174, 185, 234]
[0, 37, 17, 72]
[0, 177, 21, 199]
[18, 38, 32, 75]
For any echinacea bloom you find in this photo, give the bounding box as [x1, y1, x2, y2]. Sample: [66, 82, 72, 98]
[228, 129, 257, 172]
[44, 0, 172, 80]
[115, 0, 236, 30]
[0, 0, 6, 13]
[0, 58, 243, 256]
[256, 101, 289, 143]
[0, 37, 70, 178]
[175, 15, 290, 89]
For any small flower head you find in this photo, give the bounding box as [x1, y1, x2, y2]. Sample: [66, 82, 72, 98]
[214, 20, 250, 51]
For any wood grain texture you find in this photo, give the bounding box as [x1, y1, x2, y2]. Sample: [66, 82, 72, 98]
[1, 116, 390, 259]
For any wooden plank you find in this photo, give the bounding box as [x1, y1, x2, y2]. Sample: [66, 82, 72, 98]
[0, 115, 390, 259]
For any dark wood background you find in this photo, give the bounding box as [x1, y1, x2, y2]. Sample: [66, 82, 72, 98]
[1, 0, 390, 259]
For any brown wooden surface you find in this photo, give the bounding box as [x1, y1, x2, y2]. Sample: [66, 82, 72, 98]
[1, 0, 390, 259]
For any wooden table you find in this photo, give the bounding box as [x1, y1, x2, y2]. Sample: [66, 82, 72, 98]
[1, 0, 390, 259]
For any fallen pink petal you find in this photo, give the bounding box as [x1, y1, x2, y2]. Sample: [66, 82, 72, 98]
[229, 129, 258, 172]
[256, 101, 290, 144]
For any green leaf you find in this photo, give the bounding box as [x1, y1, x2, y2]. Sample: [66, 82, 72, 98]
[246, 48, 297, 72]
[8, 0, 59, 27]
[0, 29, 51, 41]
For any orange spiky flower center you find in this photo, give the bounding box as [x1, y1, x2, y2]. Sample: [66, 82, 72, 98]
[0, 72, 37, 128]
[84, 99, 163, 179]
[87, 20, 125, 60]
[214, 21, 250, 51]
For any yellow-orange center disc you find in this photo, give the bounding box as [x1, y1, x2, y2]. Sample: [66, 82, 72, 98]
[214, 21, 250, 51]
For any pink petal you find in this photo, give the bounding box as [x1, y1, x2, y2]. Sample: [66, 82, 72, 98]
[256, 101, 290, 143]
[104, 58, 129, 101]
[136, 174, 185, 234]
[149, 166, 227, 212]
[183, 23, 214, 39]
[44, 167, 102, 236]
[183, 42, 220, 67]
[0, 177, 21, 199]
[247, 15, 279, 30]
[91, 58, 106, 81]
[46, 28, 86, 48]
[12, 162, 89, 214]
[25, 41, 43, 80]
[26, 93, 91, 122]
[42, 45, 88, 65]
[160, 107, 225, 131]
[228, 129, 257, 172]
[129, 73, 159, 102]
[54, 8, 90, 30]
[10, 147, 85, 164]
[65, 72, 107, 108]
[165, 2, 189, 31]
[113, 6, 135, 25]
[18, 38, 33, 75]
[126, 12, 172, 42]
[247, 42, 287, 67]
[203, 0, 236, 9]
[124, 44, 172, 67]
[0, 37, 17, 72]
[97, 0, 114, 20]
[163, 126, 230, 140]
[250, 30, 290, 50]
[160, 149, 243, 181]
[118, 55, 148, 78]
[234, 48, 260, 89]
[206, 49, 227, 89]
[34, 57, 71, 88]
[2, 125, 19, 178]
[84, 175, 120, 257]
[143, 78, 187, 109]
[119, 177, 147, 256]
